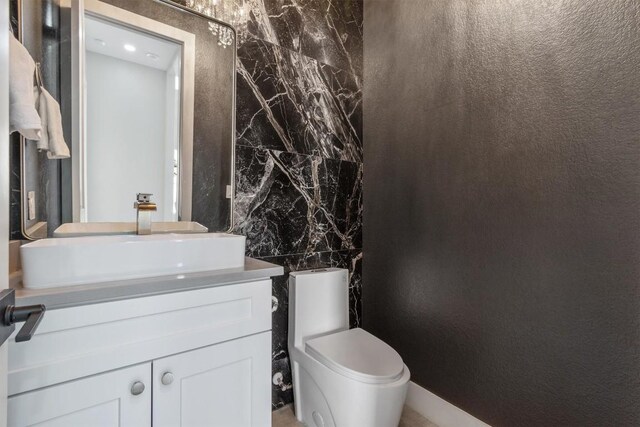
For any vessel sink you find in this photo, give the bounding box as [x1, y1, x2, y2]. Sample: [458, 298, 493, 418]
[52, 221, 208, 237]
[20, 233, 246, 289]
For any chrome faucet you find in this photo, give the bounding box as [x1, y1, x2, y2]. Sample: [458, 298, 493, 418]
[133, 193, 157, 235]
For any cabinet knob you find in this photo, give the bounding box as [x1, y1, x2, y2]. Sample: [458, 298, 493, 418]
[131, 381, 145, 396]
[161, 372, 174, 385]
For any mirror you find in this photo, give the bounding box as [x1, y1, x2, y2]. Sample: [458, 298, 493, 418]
[14, 0, 236, 239]
[81, 4, 194, 223]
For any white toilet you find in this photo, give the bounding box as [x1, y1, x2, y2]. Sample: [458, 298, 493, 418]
[288, 268, 410, 427]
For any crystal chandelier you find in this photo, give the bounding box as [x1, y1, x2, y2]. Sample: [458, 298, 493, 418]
[185, 0, 249, 48]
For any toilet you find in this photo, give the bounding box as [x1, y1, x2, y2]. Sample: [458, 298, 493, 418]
[288, 268, 410, 427]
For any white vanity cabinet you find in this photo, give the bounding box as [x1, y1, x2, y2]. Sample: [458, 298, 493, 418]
[7, 278, 274, 427]
[8, 363, 152, 427]
[153, 333, 270, 427]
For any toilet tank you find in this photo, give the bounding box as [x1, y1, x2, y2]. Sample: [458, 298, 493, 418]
[288, 268, 349, 349]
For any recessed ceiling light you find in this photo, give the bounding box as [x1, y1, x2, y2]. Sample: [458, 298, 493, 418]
[124, 44, 136, 52]
[94, 38, 106, 46]
[145, 52, 159, 60]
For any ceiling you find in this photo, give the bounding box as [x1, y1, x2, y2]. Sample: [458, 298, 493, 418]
[85, 15, 181, 71]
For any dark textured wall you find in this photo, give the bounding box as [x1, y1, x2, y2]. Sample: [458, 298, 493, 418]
[363, 1, 640, 426]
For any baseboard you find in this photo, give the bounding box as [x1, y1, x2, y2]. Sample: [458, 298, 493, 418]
[405, 381, 491, 427]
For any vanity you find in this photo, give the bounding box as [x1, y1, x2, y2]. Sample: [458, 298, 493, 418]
[7, 257, 282, 427]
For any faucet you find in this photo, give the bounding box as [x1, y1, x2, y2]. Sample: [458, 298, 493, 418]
[133, 193, 157, 235]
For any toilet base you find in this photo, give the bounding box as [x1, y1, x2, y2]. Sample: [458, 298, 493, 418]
[290, 347, 410, 427]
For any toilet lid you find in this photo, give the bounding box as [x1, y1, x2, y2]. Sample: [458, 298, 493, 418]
[305, 328, 405, 384]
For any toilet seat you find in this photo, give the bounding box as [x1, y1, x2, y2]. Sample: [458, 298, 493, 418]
[305, 328, 405, 384]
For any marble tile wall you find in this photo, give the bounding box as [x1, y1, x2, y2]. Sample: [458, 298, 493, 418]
[231, 0, 363, 409]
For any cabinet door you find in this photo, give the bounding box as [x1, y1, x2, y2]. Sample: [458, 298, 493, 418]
[153, 332, 271, 427]
[8, 363, 151, 427]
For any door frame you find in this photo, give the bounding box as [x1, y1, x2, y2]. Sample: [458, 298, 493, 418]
[0, 0, 12, 425]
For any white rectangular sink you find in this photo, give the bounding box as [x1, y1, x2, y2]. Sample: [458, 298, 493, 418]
[53, 221, 208, 237]
[20, 233, 246, 289]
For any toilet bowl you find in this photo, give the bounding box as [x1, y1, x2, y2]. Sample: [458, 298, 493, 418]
[288, 268, 410, 427]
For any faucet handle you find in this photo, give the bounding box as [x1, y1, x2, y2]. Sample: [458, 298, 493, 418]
[136, 193, 153, 203]
[134, 193, 157, 213]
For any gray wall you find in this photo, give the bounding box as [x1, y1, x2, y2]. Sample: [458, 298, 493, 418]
[363, 1, 640, 426]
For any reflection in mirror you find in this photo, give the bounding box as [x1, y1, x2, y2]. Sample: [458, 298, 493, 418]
[14, 0, 236, 239]
[13, 0, 65, 240]
[80, 4, 194, 223]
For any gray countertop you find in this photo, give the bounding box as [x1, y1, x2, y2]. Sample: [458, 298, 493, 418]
[12, 257, 284, 310]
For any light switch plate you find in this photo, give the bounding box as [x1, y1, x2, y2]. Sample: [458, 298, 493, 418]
[28, 191, 36, 220]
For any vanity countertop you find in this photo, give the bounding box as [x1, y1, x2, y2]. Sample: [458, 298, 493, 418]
[12, 257, 283, 309]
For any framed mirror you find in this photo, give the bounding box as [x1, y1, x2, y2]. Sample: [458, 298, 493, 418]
[77, 0, 196, 224]
[14, 0, 236, 239]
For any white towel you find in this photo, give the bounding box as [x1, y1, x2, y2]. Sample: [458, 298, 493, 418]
[9, 31, 41, 140]
[35, 87, 70, 159]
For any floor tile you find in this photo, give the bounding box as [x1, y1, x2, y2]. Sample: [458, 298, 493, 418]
[272, 404, 439, 427]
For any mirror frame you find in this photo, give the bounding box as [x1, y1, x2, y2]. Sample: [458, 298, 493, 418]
[74, 0, 195, 222]
[19, 0, 238, 239]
